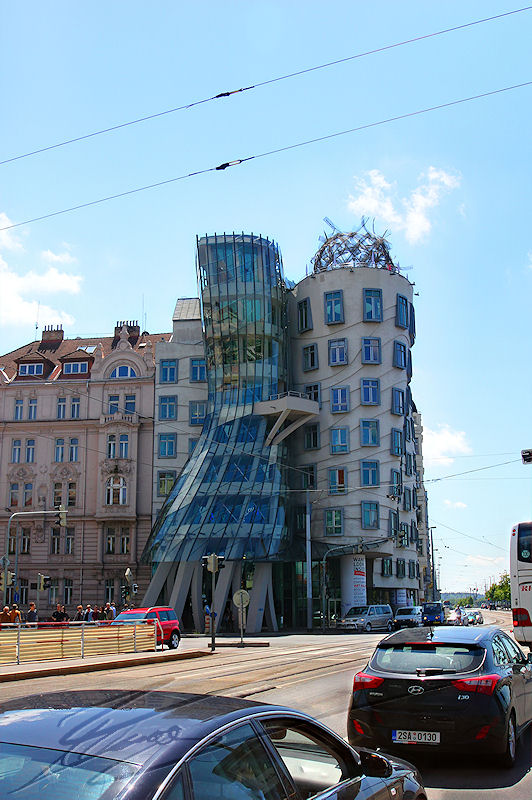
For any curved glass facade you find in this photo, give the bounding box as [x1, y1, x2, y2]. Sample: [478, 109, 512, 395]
[143, 233, 293, 565]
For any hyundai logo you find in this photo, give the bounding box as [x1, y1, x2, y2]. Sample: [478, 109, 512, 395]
[408, 685, 424, 695]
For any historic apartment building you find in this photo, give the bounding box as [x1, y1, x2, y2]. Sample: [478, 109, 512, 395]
[142, 227, 430, 632]
[0, 321, 170, 614]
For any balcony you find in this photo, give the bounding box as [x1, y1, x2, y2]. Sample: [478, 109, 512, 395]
[254, 391, 319, 446]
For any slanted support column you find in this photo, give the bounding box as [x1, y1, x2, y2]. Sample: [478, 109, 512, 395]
[246, 563, 278, 633]
[168, 561, 196, 622]
[142, 561, 173, 607]
[213, 561, 236, 632]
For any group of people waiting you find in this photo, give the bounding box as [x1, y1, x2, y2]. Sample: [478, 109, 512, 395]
[0, 601, 122, 626]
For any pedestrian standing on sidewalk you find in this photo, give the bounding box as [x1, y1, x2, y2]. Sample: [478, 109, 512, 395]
[83, 605, 93, 623]
[26, 602, 38, 627]
[0, 606, 11, 626]
[103, 602, 114, 621]
[110, 602, 117, 618]
[73, 605, 84, 622]
[9, 604, 22, 625]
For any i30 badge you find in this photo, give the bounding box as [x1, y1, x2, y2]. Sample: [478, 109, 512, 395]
[408, 685, 424, 695]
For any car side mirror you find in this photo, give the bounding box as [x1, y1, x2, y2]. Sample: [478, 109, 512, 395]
[359, 750, 393, 778]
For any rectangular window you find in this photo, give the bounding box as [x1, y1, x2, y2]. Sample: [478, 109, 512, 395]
[51, 529, 60, 555]
[360, 419, 379, 447]
[300, 464, 316, 490]
[14, 399, 23, 420]
[189, 401, 206, 426]
[105, 528, 116, 554]
[403, 486, 412, 511]
[361, 460, 379, 487]
[19, 578, 28, 607]
[399, 522, 409, 547]
[329, 468, 347, 495]
[396, 294, 409, 328]
[63, 361, 88, 374]
[330, 427, 349, 454]
[70, 396, 80, 418]
[9, 483, 18, 508]
[159, 395, 177, 420]
[303, 424, 319, 450]
[120, 527, 130, 554]
[48, 578, 59, 605]
[68, 482, 76, 507]
[361, 379, 380, 405]
[324, 290, 344, 324]
[108, 395, 119, 414]
[57, 397, 66, 419]
[160, 359, 178, 383]
[392, 387, 405, 415]
[405, 452, 413, 475]
[190, 358, 206, 382]
[11, 439, 21, 463]
[119, 434, 129, 458]
[189, 438, 198, 455]
[158, 470, 177, 496]
[125, 395, 136, 413]
[331, 386, 349, 413]
[328, 338, 347, 366]
[55, 438, 65, 462]
[362, 501, 379, 529]
[297, 298, 312, 332]
[107, 434, 116, 459]
[304, 383, 321, 406]
[19, 363, 43, 376]
[159, 433, 177, 457]
[325, 509, 343, 536]
[28, 398, 37, 420]
[390, 469, 402, 498]
[23, 483, 32, 507]
[65, 527, 74, 555]
[20, 529, 30, 554]
[25, 439, 35, 463]
[391, 428, 404, 456]
[302, 343, 318, 371]
[361, 337, 381, 364]
[382, 557, 393, 577]
[389, 509, 399, 538]
[393, 341, 407, 369]
[409, 560, 417, 579]
[53, 482, 62, 508]
[69, 438, 78, 462]
[8, 535, 16, 555]
[397, 559, 406, 578]
[105, 578, 115, 604]
[363, 288, 383, 322]
[64, 578, 73, 606]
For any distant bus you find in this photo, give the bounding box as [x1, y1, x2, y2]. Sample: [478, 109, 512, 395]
[510, 522, 532, 649]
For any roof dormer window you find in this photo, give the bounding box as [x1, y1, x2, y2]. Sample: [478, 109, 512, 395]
[110, 365, 137, 378]
[63, 362, 88, 375]
[19, 364, 43, 376]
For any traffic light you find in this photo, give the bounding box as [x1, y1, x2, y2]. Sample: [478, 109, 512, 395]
[120, 584, 129, 602]
[217, 556, 225, 570]
[55, 504, 67, 527]
[0, 574, 4, 592]
[202, 554, 225, 573]
[38, 574, 51, 591]
[6, 571, 15, 587]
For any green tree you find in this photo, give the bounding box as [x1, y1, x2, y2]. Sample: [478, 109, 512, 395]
[486, 572, 510, 606]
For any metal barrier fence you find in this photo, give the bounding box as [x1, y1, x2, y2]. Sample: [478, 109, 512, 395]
[0, 620, 159, 665]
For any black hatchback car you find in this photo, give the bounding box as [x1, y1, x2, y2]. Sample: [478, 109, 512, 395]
[0, 690, 427, 799]
[347, 626, 532, 767]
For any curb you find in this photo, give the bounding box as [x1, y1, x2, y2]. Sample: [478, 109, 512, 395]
[0, 649, 209, 683]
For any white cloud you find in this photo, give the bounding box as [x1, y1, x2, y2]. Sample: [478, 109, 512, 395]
[0, 256, 82, 329]
[423, 424, 472, 465]
[347, 166, 461, 243]
[0, 212, 24, 252]
[41, 248, 77, 264]
[443, 499, 467, 509]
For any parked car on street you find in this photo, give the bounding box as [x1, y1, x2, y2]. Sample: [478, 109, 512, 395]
[347, 625, 532, 767]
[337, 604, 394, 632]
[392, 607, 423, 629]
[0, 690, 427, 800]
[113, 606, 180, 648]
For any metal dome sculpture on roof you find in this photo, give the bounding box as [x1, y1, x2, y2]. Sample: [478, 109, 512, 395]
[312, 217, 402, 274]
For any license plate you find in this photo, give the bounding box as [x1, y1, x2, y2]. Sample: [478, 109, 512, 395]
[392, 729, 440, 744]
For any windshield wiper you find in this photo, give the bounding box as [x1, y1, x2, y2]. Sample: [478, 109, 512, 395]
[415, 667, 457, 676]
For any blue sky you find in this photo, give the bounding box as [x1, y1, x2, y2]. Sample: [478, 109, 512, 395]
[1, 1, 531, 591]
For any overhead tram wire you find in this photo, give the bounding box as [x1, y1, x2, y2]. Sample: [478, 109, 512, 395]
[1, 6, 530, 167]
[425, 458, 520, 483]
[1, 79, 531, 234]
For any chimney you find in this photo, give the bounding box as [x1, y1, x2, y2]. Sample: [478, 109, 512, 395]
[40, 325, 64, 344]
[112, 320, 140, 349]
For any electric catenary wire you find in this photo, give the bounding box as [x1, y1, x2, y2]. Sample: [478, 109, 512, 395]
[1, 6, 530, 166]
[1, 80, 531, 234]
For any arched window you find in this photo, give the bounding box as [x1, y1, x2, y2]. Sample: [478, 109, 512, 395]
[106, 476, 127, 505]
[109, 365, 137, 379]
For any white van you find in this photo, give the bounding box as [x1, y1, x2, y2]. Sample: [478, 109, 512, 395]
[337, 604, 394, 632]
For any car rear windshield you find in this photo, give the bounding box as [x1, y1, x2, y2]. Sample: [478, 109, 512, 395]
[0, 742, 139, 798]
[114, 612, 146, 621]
[423, 604, 442, 614]
[371, 643, 486, 674]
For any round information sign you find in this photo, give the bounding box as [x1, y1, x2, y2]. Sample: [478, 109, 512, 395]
[233, 589, 250, 608]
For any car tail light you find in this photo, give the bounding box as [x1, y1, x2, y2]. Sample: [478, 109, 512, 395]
[451, 674, 500, 696]
[475, 724, 491, 740]
[353, 672, 384, 691]
[352, 719, 365, 734]
[513, 608, 532, 627]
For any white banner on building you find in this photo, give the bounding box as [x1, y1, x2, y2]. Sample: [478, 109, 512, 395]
[352, 556, 366, 605]
[395, 588, 407, 606]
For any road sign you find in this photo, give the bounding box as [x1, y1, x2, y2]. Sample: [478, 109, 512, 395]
[233, 590, 250, 608]
[14, 592, 19, 603]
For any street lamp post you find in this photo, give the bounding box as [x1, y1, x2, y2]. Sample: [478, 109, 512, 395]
[429, 526, 437, 601]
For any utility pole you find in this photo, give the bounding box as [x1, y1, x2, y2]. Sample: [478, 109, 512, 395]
[306, 488, 312, 630]
[429, 526, 437, 601]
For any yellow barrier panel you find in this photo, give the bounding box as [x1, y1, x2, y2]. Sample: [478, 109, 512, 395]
[0, 623, 158, 665]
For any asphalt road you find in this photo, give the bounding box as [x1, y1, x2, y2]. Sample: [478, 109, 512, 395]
[2, 610, 530, 799]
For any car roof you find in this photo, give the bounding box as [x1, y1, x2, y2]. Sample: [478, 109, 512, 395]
[0, 691, 298, 768]
[379, 625, 502, 646]
[116, 607, 172, 613]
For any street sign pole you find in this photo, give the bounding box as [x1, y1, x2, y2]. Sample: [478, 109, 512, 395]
[210, 567, 216, 653]
[232, 589, 250, 647]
